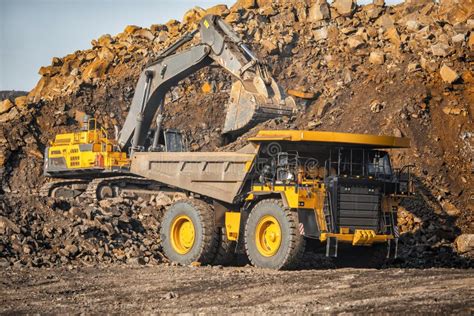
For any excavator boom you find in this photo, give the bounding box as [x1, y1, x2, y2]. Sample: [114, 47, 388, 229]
[118, 15, 295, 152]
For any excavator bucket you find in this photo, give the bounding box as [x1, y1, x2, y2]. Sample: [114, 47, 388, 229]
[223, 79, 296, 135]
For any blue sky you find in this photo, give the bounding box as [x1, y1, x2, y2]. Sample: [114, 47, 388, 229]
[0, 0, 401, 91]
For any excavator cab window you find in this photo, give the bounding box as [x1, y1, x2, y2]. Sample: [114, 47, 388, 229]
[88, 119, 97, 131]
[164, 129, 186, 152]
[145, 128, 186, 152]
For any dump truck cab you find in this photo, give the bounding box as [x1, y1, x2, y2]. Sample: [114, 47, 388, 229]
[244, 130, 413, 259]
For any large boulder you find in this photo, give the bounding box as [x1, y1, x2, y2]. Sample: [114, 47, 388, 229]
[82, 59, 111, 81]
[97, 34, 114, 48]
[0, 99, 14, 114]
[261, 39, 279, 55]
[385, 27, 401, 46]
[132, 29, 154, 41]
[14, 96, 28, 109]
[332, 0, 357, 17]
[182, 6, 207, 26]
[124, 25, 140, 35]
[347, 35, 365, 49]
[369, 51, 385, 65]
[206, 4, 229, 16]
[455, 234, 474, 254]
[231, 0, 257, 11]
[98, 47, 115, 62]
[437, 0, 474, 25]
[27, 76, 51, 102]
[165, 19, 181, 35]
[431, 43, 451, 57]
[440, 65, 460, 83]
[308, 0, 331, 22]
[0, 107, 19, 123]
[313, 27, 329, 42]
[38, 65, 59, 77]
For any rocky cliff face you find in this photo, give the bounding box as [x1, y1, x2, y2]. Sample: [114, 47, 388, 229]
[0, 0, 473, 268]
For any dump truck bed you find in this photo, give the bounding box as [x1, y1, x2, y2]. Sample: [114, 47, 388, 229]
[130, 151, 256, 203]
[130, 130, 410, 203]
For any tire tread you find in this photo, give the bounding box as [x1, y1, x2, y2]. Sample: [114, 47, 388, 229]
[161, 198, 219, 265]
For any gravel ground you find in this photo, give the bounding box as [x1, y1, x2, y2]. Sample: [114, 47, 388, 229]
[1, 266, 473, 314]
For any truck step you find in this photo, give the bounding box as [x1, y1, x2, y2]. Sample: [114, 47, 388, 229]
[326, 236, 338, 258]
[386, 238, 399, 259]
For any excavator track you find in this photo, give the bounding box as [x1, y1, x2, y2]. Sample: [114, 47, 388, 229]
[40, 176, 170, 201]
[39, 179, 90, 198]
[83, 176, 160, 202]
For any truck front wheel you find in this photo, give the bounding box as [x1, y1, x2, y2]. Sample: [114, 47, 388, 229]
[244, 199, 305, 270]
[161, 198, 219, 265]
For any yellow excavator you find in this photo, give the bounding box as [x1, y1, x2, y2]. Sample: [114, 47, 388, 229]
[41, 15, 414, 269]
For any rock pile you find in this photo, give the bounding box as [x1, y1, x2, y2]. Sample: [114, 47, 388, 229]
[0, 0, 472, 267]
[0, 193, 177, 267]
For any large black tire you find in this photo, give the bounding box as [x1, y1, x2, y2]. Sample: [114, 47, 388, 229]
[161, 198, 219, 265]
[244, 199, 305, 270]
[212, 227, 237, 266]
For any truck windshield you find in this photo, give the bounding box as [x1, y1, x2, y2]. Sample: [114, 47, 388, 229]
[327, 148, 392, 178]
[367, 151, 392, 177]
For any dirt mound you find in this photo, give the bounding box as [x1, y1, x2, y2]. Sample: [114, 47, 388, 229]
[0, 0, 473, 268]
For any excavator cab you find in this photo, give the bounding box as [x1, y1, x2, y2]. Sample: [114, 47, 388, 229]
[145, 128, 187, 152]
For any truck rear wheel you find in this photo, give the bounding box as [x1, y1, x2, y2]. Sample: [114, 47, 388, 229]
[212, 227, 237, 266]
[161, 198, 219, 265]
[244, 199, 305, 270]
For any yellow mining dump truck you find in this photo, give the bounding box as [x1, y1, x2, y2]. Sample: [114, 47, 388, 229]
[130, 130, 413, 269]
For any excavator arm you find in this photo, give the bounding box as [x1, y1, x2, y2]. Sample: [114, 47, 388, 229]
[117, 15, 295, 152]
